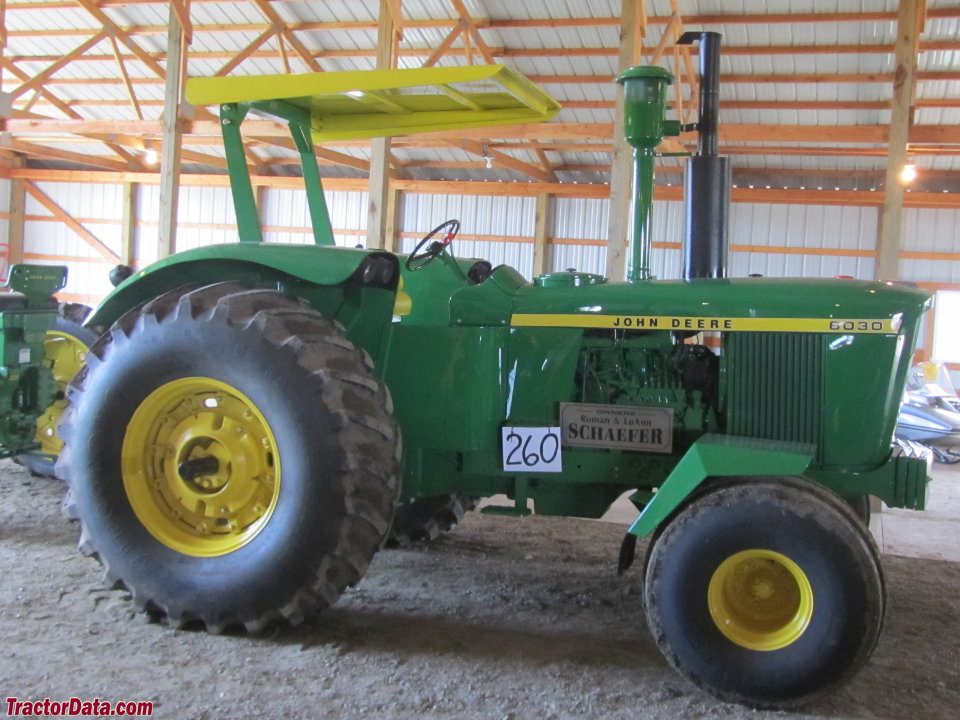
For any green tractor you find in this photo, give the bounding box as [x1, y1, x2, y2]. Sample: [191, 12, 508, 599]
[45, 34, 930, 708]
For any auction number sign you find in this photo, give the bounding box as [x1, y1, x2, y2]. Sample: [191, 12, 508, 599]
[501, 426, 562, 473]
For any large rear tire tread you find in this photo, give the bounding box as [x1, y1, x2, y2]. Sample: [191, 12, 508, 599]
[57, 283, 400, 634]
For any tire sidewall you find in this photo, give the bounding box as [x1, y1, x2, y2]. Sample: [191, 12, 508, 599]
[645, 483, 883, 706]
[69, 308, 347, 619]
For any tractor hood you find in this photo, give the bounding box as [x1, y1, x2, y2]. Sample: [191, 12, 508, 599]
[507, 277, 931, 337]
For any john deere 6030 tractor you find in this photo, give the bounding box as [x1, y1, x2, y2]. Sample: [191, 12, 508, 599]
[27, 33, 931, 708]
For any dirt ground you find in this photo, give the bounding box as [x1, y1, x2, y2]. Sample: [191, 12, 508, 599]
[1, 458, 958, 720]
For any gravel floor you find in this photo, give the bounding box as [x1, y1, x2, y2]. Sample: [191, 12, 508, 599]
[1, 458, 958, 720]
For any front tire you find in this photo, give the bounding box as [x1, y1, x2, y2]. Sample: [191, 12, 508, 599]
[58, 284, 400, 633]
[644, 477, 884, 708]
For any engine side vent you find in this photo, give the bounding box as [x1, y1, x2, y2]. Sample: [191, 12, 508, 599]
[724, 333, 823, 453]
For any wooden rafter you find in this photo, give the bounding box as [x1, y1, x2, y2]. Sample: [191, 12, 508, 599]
[10, 30, 106, 99]
[452, 140, 552, 183]
[14, 38, 960, 66]
[9, 69, 960, 90]
[109, 35, 143, 120]
[18, 96, 960, 113]
[169, 0, 193, 45]
[72, 0, 167, 79]
[275, 32, 292, 74]
[421, 22, 464, 69]
[250, 0, 323, 72]
[449, 0, 495, 64]
[6, 138, 130, 172]
[10, 118, 960, 148]
[216, 28, 275, 77]
[24, 180, 121, 261]
[4, 7, 960, 38]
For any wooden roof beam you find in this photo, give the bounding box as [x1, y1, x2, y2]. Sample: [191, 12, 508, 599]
[14, 71, 960, 89]
[250, 0, 324, 73]
[73, 0, 167, 79]
[9, 30, 106, 99]
[214, 27, 275, 77]
[449, 0, 496, 65]
[22, 97, 960, 112]
[0, 57, 83, 119]
[12, 39, 960, 65]
[7, 7, 960, 36]
[5, 138, 130, 171]
[109, 34, 143, 120]
[453, 139, 551, 182]
[24, 180, 121, 261]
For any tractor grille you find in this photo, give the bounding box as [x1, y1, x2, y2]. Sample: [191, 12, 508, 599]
[724, 333, 824, 454]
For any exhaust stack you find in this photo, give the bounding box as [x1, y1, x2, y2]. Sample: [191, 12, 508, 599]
[679, 31, 730, 280]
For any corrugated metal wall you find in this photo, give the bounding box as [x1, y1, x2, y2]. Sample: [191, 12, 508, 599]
[9, 179, 960, 302]
[729, 203, 878, 280]
[23, 181, 123, 301]
[401, 193, 536, 275]
[261, 188, 368, 247]
[902, 207, 960, 284]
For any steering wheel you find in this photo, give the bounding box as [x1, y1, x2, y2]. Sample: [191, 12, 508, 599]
[405, 219, 460, 271]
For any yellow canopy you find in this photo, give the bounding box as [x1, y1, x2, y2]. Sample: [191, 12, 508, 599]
[186, 65, 560, 141]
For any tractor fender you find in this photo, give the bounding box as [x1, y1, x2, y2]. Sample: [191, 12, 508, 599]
[627, 434, 815, 536]
[87, 244, 399, 329]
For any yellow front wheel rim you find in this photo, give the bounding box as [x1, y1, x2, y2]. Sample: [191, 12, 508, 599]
[121, 377, 280, 557]
[35, 330, 90, 455]
[707, 549, 814, 651]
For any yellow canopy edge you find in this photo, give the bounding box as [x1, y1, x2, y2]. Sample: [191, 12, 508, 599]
[185, 65, 561, 141]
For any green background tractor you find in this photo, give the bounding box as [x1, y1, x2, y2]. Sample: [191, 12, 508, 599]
[39, 35, 931, 709]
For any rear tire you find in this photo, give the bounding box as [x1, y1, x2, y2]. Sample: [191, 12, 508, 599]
[16, 316, 98, 478]
[388, 494, 475, 545]
[58, 284, 400, 633]
[644, 477, 884, 708]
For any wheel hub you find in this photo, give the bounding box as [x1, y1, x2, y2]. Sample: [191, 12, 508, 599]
[121, 377, 280, 557]
[707, 549, 814, 651]
[35, 330, 90, 455]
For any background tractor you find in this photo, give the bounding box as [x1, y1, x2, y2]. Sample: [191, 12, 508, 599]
[4, 33, 931, 709]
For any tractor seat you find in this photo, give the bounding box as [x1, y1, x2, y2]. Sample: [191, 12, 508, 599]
[466, 260, 493, 284]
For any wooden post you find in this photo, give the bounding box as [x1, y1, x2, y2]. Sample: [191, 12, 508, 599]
[532, 192, 551, 278]
[7, 157, 25, 267]
[605, 0, 644, 281]
[121, 182, 137, 266]
[876, 0, 920, 281]
[158, 6, 188, 257]
[366, 0, 397, 250]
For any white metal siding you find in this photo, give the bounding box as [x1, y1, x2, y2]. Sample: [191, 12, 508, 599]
[9, 178, 960, 302]
[902, 207, 960, 284]
[261, 188, 368, 247]
[728, 203, 878, 280]
[22, 181, 123, 300]
[401, 193, 535, 277]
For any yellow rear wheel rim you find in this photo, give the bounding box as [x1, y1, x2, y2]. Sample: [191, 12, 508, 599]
[35, 330, 90, 455]
[121, 377, 280, 557]
[707, 549, 814, 651]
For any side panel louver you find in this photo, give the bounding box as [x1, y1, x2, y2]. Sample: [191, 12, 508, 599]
[724, 333, 824, 458]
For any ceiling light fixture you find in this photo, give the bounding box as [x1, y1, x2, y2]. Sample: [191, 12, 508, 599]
[482, 144, 494, 169]
[899, 162, 917, 184]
